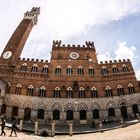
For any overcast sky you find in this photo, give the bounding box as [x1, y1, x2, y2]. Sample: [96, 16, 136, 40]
[0, 0, 140, 80]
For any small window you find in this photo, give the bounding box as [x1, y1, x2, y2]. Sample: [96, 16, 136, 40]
[105, 86, 113, 97]
[20, 63, 27, 71]
[54, 87, 61, 98]
[112, 65, 119, 73]
[66, 66, 73, 75]
[31, 64, 38, 72]
[117, 85, 125, 96]
[79, 87, 85, 98]
[128, 83, 135, 94]
[78, 66, 84, 75]
[101, 66, 108, 75]
[27, 85, 34, 96]
[55, 65, 61, 75]
[66, 87, 73, 98]
[39, 86, 46, 97]
[15, 84, 22, 95]
[91, 87, 98, 98]
[42, 65, 49, 73]
[88, 66, 94, 75]
[122, 64, 129, 72]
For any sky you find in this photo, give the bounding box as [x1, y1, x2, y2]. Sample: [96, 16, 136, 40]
[0, 0, 140, 80]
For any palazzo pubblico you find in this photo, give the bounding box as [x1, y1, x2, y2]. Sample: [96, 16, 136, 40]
[0, 7, 140, 125]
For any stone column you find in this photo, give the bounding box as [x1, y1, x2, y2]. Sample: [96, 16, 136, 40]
[18, 108, 24, 119]
[87, 111, 92, 124]
[115, 108, 121, 120]
[19, 120, 23, 131]
[6, 106, 12, 119]
[34, 122, 39, 135]
[74, 112, 79, 125]
[31, 110, 37, 121]
[127, 106, 133, 119]
[99, 121, 103, 132]
[69, 123, 73, 136]
[51, 122, 55, 137]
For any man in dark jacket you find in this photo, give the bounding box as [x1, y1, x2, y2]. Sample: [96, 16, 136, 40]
[9, 120, 17, 137]
[0, 118, 6, 136]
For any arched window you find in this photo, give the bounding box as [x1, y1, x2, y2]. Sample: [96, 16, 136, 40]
[39, 86, 46, 97]
[112, 65, 119, 73]
[88, 66, 94, 75]
[78, 66, 84, 75]
[128, 83, 135, 94]
[66, 110, 73, 120]
[91, 87, 98, 98]
[105, 86, 113, 97]
[80, 110, 87, 120]
[20, 63, 27, 71]
[66, 87, 73, 98]
[55, 65, 61, 75]
[27, 85, 34, 96]
[66, 65, 73, 75]
[31, 64, 38, 72]
[53, 110, 60, 120]
[37, 109, 44, 119]
[5, 82, 11, 94]
[79, 87, 85, 98]
[122, 64, 129, 72]
[93, 109, 99, 119]
[101, 66, 108, 75]
[15, 84, 22, 95]
[117, 85, 125, 96]
[54, 87, 61, 98]
[42, 65, 49, 73]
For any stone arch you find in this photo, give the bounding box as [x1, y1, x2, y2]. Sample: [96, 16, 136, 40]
[23, 100, 33, 109]
[51, 102, 62, 111]
[106, 101, 116, 109]
[119, 100, 127, 107]
[64, 103, 75, 111]
[10, 99, 20, 107]
[77, 102, 88, 111]
[91, 102, 101, 110]
[37, 102, 47, 110]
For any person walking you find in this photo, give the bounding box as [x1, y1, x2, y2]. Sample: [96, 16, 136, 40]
[0, 118, 6, 136]
[9, 120, 17, 137]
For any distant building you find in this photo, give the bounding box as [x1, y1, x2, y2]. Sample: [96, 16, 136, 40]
[0, 8, 140, 124]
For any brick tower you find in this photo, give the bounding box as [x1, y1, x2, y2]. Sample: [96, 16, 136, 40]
[0, 7, 40, 66]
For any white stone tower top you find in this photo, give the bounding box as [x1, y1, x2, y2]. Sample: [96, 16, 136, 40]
[24, 7, 40, 25]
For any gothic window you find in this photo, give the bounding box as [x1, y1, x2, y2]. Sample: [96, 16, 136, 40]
[117, 85, 125, 96]
[42, 65, 49, 73]
[66, 87, 73, 98]
[112, 65, 119, 73]
[88, 66, 94, 75]
[91, 87, 98, 98]
[37, 109, 44, 119]
[66, 110, 73, 120]
[66, 65, 73, 75]
[5, 82, 11, 94]
[54, 87, 61, 98]
[101, 66, 108, 75]
[15, 84, 22, 95]
[53, 110, 60, 120]
[122, 64, 129, 72]
[31, 64, 38, 72]
[79, 87, 85, 98]
[80, 110, 87, 120]
[27, 85, 34, 96]
[39, 86, 46, 97]
[20, 63, 27, 71]
[78, 66, 84, 75]
[128, 83, 135, 94]
[105, 86, 113, 97]
[55, 65, 61, 75]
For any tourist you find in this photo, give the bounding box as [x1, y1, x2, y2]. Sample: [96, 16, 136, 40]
[91, 120, 95, 128]
[0, 117, 6, 136]
[9, 120, 17, 137]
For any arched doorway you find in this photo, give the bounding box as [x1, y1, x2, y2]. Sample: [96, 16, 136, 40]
[66, 110, 73, 120]
[53, 110, 60, 120]
[108, 108, 115, 117]
[37, 109, 44, 120]
[93, 109, 99, 119]
[24, 107, 31, 121]
[132, 104, 139, 117]
[80, 110, 87, 120]
[120, 106, 128, 119]
[1, 104, 7, 115]
[11, 106, 18, 120]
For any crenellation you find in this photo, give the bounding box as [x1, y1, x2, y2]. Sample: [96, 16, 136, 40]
[109, 60, 112, 63]
[105, 61, 108, 63]
[27, 58, 30, 61]
[85, 41, 94, 48]
[36, 59, 39, 62]
[123, 59, 126, 62]
[53, 40, 61, 47]
[31, 58, 34, 61]
[118, 59, 121, 62]
[114, 60, 117, 62]
[127, 59, 130, 62]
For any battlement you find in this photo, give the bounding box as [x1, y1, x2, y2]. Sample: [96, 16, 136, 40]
[24, 7, 40, 25]
[19, 57, 48, 63]
[52, 40, 95, 50]
[99, 59, 130, 64]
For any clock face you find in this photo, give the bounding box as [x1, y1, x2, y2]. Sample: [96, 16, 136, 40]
[3, 51, 12, 59]
[70, 52, 79, 59]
